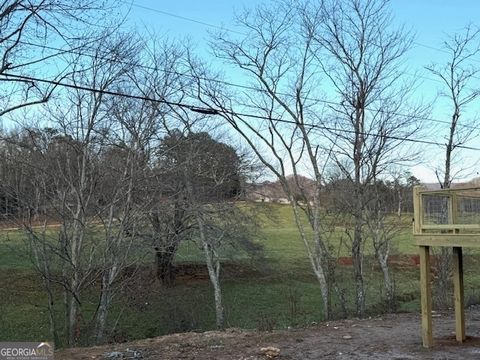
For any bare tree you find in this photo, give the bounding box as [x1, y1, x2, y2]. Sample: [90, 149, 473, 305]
[426, 25, 480, 189]
[193, 1, 338, 319]
[92, 122, 152, 344]
[307, 0, 420, 317]
[364, 179, 402, 311]
[195, 0, 422, 319]
[56, 34, 140, 345]
[425, 25, 480, 308]
[127, 40, 197, 286]
[6, 127, 101, 346]
[179, 130, 259, 329]
[2, 33, 141, 346]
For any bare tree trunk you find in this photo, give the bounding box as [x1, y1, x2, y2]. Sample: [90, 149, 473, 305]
[45, 279, 60, 345]
[68, 238, 81, 345]
[155, 246, 177, 286]
[397, 187, 403, 217]
[68, 295, 79, 346]
[95, 292, 109, 343]
[197, 216, 224, 329]
[366, 179, 399, 313]
[150, 199, 187, 287]
[291, 201, 331, 320]
[64, 287, 71, 344]
[353, 134, 366, 317]
[95, 171, 134, 343]
[352, 220, 365, 317]
[373, 229, 395, 312]
[204, 244, 224, 329]
[378, 255, 395, 311]
[435, 112, 457, 308]
[95, 269, 115, 344]
[443, 112, 458, 190]
[67, 203, 86, 346]
[30, 224, 60, 345]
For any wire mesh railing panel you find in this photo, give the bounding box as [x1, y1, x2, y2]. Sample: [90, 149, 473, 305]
[457, 196, 480, 224]
[422, 195, 449, 225]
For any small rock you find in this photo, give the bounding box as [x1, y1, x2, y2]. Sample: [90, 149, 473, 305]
[104, 352, 123, 359]
[343, 335, 352, 340]
[260, 346, 280, 358]
[103, 350, 142, 359]
[128, 350, 142, 359]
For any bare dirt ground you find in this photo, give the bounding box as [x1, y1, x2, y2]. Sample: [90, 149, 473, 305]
[57, 309, 480, 360]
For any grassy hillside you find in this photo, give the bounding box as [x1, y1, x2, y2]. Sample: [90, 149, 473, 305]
[0, 203, 479, 347]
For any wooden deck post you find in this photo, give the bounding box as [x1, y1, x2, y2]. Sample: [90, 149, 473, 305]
[419, 245, 433, 348]
[453, 246, 465, 342]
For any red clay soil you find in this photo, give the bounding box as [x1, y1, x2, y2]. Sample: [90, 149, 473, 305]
[337, 255, 421, 266]
[57, 309, 480, 360]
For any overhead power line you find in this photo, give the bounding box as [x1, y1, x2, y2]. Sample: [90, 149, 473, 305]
[130, 1, 451, 79]
[126, 1, 480, 65]
[11, 38, 480, 132]
[2, 71, 480, 152]
[122, 1, 245, 35]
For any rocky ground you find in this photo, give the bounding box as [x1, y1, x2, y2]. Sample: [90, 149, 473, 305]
[56, 310, 480, 359]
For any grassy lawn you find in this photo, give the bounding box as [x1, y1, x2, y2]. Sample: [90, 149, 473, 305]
[0, 203, 479, 346]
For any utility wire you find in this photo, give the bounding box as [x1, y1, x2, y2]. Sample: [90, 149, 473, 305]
[10, 39, 480, 132]
[126, 1, 480, 66]
[123, 1, 245, 35]
[2, 71, 480, 151]
[121, 2, 480, 127]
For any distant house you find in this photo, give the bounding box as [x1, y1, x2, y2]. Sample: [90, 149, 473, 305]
[245, 175, 317, 203]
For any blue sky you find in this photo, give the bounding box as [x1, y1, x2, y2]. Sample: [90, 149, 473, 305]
[123, 0, 480, 183]
[126, 1, 480, 54]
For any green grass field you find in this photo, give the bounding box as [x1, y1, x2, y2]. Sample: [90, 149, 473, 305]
[1, 203, 479, 347]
